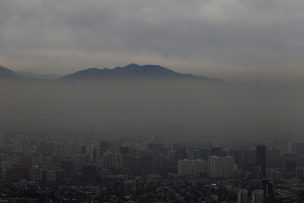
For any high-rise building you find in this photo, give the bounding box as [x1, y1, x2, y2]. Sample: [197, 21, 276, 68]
[31, 166, 42, 182]
[237, 189, 248, 203]
[232, 150, 245, 167]
[102, 152, 122, 169]
[208, 156, 223, 178]
[148, 143, 164, 155]
[295, 143, 304, 155]
[153, 154, 165, 172]
[178, 159, 193, 176]
[38, 141, 63, 156]
[251, 189, 264, 203]
[256, 145, 266, 177]
[288, 142, 296, 154]
[191, 149, 202, 159]
[288, 142, 304, 156]
[178, 159, 207, 176]
[222, 156, 235, 178]
[283, 153, 297, 177]
[192, 159, 207, 175]
[262, 179, 274, 201]
[207, 156, 235, 178]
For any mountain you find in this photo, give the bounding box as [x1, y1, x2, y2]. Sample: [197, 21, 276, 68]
[62, 64, 222, 82]
[0, 65, 19, 78]
[0, 64, 224, 82]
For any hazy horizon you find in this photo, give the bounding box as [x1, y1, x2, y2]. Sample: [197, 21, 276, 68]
[1, 0, 304, 139]
[0, 79, 302, 143]
[2, 63, 304, 86]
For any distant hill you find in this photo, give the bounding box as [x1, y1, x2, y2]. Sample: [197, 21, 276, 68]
[62, 64, 222, 82]
[0, 65, 19, 78]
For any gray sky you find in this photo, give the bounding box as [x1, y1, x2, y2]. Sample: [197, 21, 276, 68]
[1, 0, 304, 82]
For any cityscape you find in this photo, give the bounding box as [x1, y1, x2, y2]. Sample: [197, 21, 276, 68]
[0, 134, 303, 202]
[2, 0, 304, 202]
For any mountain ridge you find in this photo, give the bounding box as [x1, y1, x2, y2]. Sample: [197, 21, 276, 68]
[0, 64, 224, 82]
[62, 63, 222, 82]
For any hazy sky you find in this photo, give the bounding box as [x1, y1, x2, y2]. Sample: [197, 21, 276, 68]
[1, 0, 304, 82]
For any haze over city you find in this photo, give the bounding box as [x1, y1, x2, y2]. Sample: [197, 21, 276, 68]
[0, 0, 303, 143]
[1, 1, 304, 202]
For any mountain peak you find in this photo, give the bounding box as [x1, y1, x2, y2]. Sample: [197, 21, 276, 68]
[126, 63, 141, 67]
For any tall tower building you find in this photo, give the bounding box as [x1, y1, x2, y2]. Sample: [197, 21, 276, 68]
[256, 145, 266, 177]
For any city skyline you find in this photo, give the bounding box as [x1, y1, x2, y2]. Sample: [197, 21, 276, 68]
[1, 1, 304, 202]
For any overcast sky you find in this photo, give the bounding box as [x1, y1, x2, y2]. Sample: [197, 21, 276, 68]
[1, 0, 304, 82]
